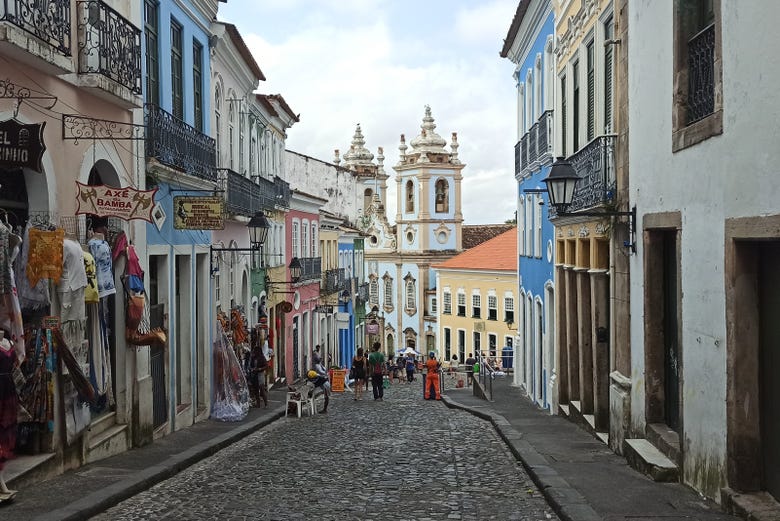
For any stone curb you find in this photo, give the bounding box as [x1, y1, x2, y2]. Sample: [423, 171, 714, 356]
[32, 408, 286, 521]
[441, 394, 602, 521]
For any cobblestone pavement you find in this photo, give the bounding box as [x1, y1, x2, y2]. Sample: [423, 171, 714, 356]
[90, 382, 558, 521]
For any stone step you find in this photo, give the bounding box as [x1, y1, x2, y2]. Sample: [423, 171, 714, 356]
[87, 423, 129, 464]
[87, 411, 117, 437]
[624, 438, 679, 482]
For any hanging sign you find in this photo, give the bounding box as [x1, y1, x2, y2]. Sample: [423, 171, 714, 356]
[366, 321, 380, 335]
[172, 196, 224, 230]
[0, 119, 46, 171]
[314, 305, 333, 314]
[76, 182, 158, 222]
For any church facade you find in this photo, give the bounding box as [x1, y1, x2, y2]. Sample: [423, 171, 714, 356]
[340, 107, 465, 356]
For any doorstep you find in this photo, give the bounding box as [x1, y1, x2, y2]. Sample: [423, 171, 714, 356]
[5, 452, 57, 488]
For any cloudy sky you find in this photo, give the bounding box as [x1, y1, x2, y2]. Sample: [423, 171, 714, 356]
[217, 0, 519, 225]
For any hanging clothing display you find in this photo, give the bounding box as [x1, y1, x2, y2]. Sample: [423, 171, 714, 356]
[0, 339, 18, 470]
[26, 227, 65, 287]
[211, 320, 249, 422]
[88, 236, 116, 298]
[15, 222, 51, 311]
[58, 239, 87, 323]
[0, 230, 24, 361]
[83, 251, 99, 304]
[87, 301, 113, 411]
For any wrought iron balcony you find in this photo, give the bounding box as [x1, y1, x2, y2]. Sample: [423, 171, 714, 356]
[145, 104, 216, 183]
[1, 0, 71, 55]
[514, 110, 553, 175]
[322, 268, 347, 294]
[687, 23, 715, 125]
[297, 256, 321, 282]
[554, 134, 616, 215]
[218, 168, 283, 216]
[76, 1, 141, 94]
[273, 176, 291, 209]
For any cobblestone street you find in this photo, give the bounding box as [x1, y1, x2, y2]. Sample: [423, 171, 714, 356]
[90, 382, 557, 521]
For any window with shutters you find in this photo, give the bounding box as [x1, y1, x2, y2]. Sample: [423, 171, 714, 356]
[301, 220, 309, 257]
[443, 291, 452, 314]
[457, 291, 466, 317]
[488, 295, 498, 321]
[144, 0, 159, 106]
[228, 102, 235, 169]
[311, 223, 318, 257]
[560, 74, 567, 157]
[504, 296, 515, 324]
[214, 89, 221, 163]
[604, 15, 614, 133]
[193, 42, 203, 131]
[405, 279, 416, 313]
[170, 21, 183, 120]
[572, 60, 580, 152]
[292, 220, 300, 258]
[383, 274, 393, 308]
[586, 40, 595, 142]
[472, 293, 481, 318]
[369, 276, 379, 306]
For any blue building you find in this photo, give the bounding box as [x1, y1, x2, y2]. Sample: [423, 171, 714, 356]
[142, 0, 220, 435]
[500, 0, 556, 411]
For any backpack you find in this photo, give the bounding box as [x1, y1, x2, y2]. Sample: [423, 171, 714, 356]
[373, 357, 383, 375]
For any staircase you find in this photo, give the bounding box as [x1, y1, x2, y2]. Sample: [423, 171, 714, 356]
[85, 412, 130, 464]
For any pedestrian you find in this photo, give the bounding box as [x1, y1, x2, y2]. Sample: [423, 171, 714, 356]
[312, 345, 323, 371]
[368, 342, 385, 401]
[405, 354, 416, 383]
[351, 347, 367, 401]
[465, 352, 476, 386]
[424, 351, 442, 400]
[306, 369, 330, 413]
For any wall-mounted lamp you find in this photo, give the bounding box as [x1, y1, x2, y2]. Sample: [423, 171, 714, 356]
[339, 289, 351, 305]
[543, 157, 637, 253]
[210, 211, 271, 276]
[505, 319, 518, 331]
[264, 257, 302, 293]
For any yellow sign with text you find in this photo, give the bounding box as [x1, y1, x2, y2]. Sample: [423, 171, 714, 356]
[173, 196, 225, 230]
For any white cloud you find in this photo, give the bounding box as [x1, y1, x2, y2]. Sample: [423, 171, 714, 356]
[226, 0, 519, 224]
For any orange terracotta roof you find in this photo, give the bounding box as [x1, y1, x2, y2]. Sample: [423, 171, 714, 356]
[434, 227, 517, 271]
[462, 224, 514, 249]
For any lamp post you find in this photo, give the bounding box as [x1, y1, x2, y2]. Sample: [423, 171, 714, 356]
[263, 257, 303, 294]
[542, 157, 637, 253]
[210, 211, 271, 275]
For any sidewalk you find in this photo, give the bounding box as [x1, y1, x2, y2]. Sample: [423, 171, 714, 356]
[1, 387, 288, 521]
[442, 376, 739, 521]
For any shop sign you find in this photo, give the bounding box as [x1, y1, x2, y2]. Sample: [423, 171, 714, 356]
[331, 369, 346, 393]
[0, 119, 46, 171]
[314, 305, 333, 314]
[172, 196, 224, 230]
[366, 321, 380, 334]
[76, 182, 158, 222]
[42, 316, 60, 329]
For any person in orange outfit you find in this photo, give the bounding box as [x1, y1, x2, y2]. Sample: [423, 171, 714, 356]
[424, 352, 442, 400]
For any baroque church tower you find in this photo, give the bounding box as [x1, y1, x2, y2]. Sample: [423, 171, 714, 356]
[395, 105, 464, 254]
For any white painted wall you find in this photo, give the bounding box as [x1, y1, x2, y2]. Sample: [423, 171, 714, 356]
[628, 0, 780, 495]
[285, 150, 360, 222]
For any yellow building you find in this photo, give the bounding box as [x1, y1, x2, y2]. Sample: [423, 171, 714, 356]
[433, 228, 518, 368]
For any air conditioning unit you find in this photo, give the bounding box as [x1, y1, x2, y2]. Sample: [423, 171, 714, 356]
[474, 322, 485, 332]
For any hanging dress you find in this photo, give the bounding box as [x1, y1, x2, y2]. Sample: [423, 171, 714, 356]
[0, 344, 18, 470]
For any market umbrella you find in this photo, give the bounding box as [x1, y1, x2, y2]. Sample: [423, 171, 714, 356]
[399, 347, 420, 356]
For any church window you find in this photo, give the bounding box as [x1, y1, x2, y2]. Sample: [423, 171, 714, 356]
[405, 279, 416, 313]
[364, 188, 373, 211]
[383, 274, 393, 309]
[435, 179, 449, 213]
[405, 180, 414, 212]
[369, 276, 379, 306]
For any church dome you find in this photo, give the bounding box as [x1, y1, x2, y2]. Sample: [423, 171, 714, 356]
[342, 123, 375, 166]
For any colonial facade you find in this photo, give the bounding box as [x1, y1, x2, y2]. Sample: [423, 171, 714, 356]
[628, 1, 780, 514]
[500, 0, 556, 411]
[434, 229, 518, 368]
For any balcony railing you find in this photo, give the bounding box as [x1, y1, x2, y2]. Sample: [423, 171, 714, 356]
[322, 268, 347, 294]
[77, 1, 141, 94]
[297, 257, 321, 282]
[218, 168, 283, 216]
[145, 104, 216, 183]
[687, 23, 715, 125]
[356, 282, 369, 304]
[554, 134, 616, 215]
[273, 176, 291, 209]
[514, 110, 553, 175]
[1, 0, 71, 55]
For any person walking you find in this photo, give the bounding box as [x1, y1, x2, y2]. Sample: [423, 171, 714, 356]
[465, 353, 476, 387]
[424, 351, 442, 400]
[368, 342, 386, 401]
[405, 354, 416, 383]
[351, 348, 367, 401]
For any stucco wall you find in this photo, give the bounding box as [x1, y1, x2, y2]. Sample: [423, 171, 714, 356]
[628, 0, 780, 498]
[285, 151, 359, 222]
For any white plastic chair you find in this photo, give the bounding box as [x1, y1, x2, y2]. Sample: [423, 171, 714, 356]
[285, 386, 312, 418]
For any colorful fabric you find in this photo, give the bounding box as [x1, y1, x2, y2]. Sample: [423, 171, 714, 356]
[0, 243, 25, 361]
[26, 227, 65, 287]
[16, 223, 51, 311]
[88, 237, 116, 298]
[125, 244, 144, 279]
[0, 346, 18, 467]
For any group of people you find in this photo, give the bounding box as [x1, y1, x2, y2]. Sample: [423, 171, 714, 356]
[349, 342, 386, 401]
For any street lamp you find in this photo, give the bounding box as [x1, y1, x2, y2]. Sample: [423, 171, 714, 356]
[339, 289, 351, 305]
[264, 257, 303, 293]
[210, 211, 272, 275]
[542, 157, 637, 253]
